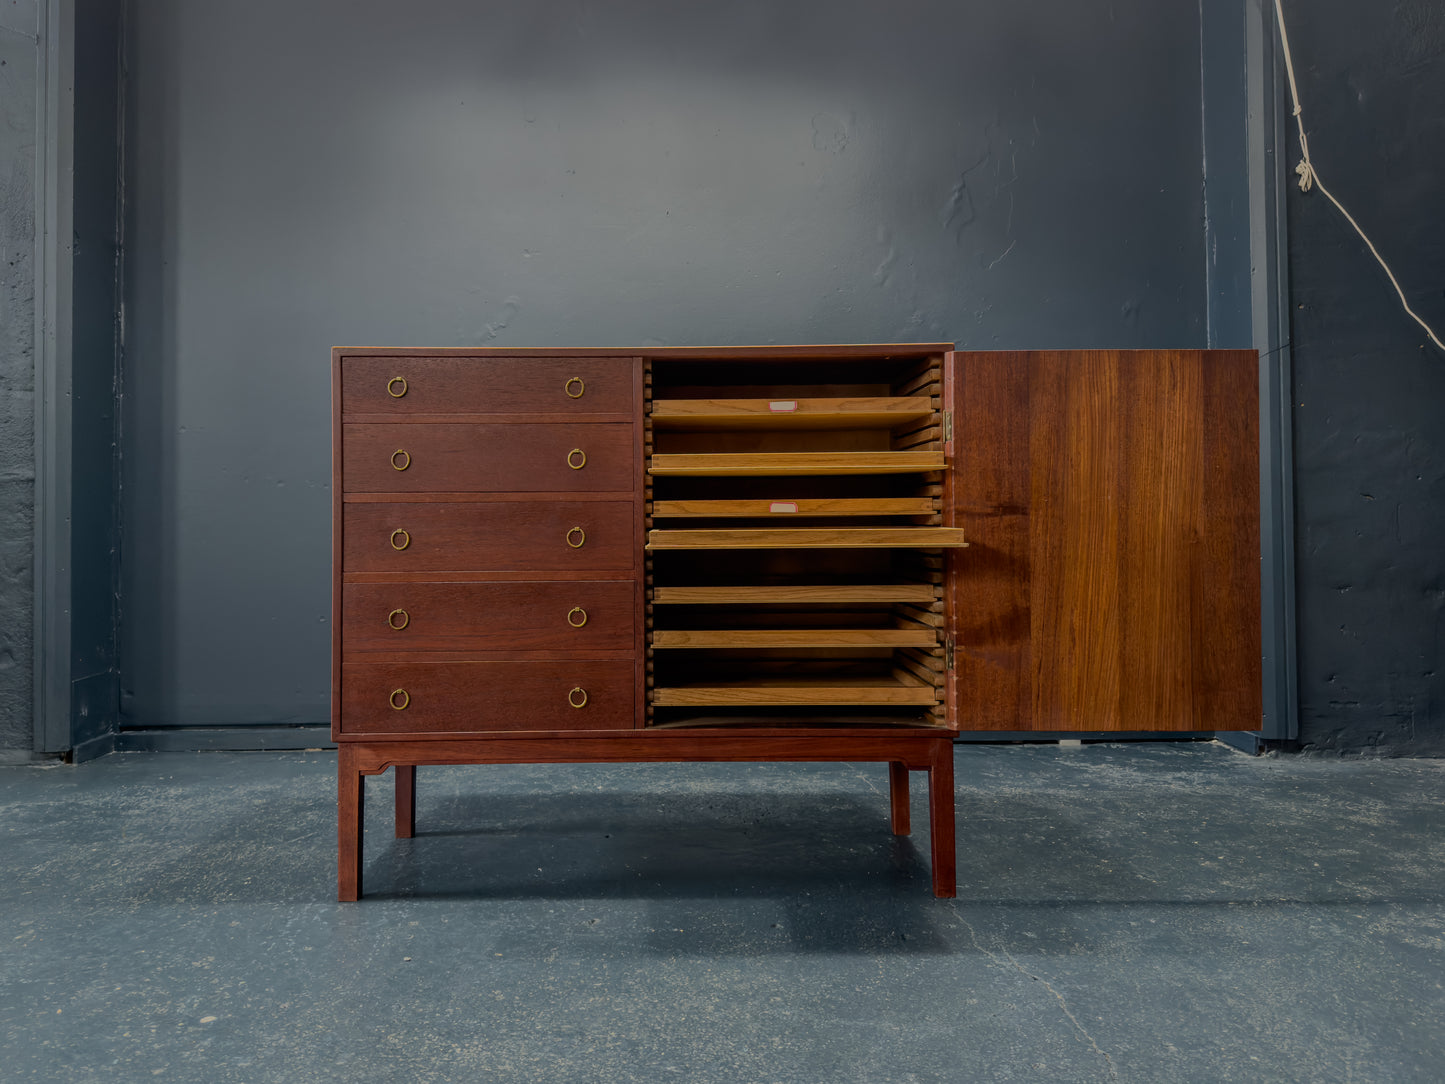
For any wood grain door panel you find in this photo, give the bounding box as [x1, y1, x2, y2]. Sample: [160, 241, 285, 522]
[343, 423, 633, 493]
[341, 356, 635, 415]
[340, 660, 635, 734]
[949, 349, 1261, 732]
[343, 501, 635, 572]
[342, 580, 635, 652]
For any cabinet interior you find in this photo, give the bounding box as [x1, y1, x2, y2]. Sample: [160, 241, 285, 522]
[644, 354, 962, 729]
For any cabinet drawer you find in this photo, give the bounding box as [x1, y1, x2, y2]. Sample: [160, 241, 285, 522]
[343, 501, 635, 573]
[340, 661, 634, 734]
[343, 580, 635, 652]
[341, 356, 634, 415]
[343, 423, 633, 494]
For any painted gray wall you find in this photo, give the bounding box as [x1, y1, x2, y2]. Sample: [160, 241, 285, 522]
[121, 0, 1211, 727]
[1200, 0, 1254, 351]
[1286, 0, 1445, 755]
[0, 1, 39, 757]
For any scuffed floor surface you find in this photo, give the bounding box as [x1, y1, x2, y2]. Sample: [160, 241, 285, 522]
[1, 743, 1443, 1083]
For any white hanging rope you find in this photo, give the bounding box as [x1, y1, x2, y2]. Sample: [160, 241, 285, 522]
[1273, 0, 1445, 352]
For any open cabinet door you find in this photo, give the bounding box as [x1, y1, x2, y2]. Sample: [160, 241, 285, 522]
[947, 350, 1261, 732]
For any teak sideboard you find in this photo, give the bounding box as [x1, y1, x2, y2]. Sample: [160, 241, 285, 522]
[332, 345, 1262, 900]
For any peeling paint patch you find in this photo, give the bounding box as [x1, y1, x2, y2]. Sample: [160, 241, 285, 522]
[810, 111, 849, 155]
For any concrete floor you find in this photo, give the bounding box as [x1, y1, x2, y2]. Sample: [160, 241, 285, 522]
[1, 743, 1442, 1083]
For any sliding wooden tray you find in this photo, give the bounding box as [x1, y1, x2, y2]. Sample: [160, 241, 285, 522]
[651, 628, 937, 649]
[649, 451, 944, 476]
[647, 527, 967, 550]
[651, 497, 936, 518]
[652, 672, 937, 707]
[652, 584, 940, 604]
[650, 396, 934, 430]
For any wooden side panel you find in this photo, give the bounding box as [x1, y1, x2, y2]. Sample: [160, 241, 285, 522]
[632, 357, 648, 729]
[1199, 350, 1264, 731]
[1031, 351, 1202, 730]
[950, 351, 1032, 729]
[332, 350, 346, 743]
[1116, 351, 1205, 729]
[950, 350, 1260, 731]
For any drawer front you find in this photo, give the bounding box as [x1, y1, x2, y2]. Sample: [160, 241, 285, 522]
[343, 580, 635, 652]
[342, 356, 634, 415]
[343, 423, 633, 494]
[340, 661, 634, 734]
[344, 501, 634, 573]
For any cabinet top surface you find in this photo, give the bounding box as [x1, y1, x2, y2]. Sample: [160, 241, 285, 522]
[333, 345, 1258, 361]
[333, 344, 956, 360]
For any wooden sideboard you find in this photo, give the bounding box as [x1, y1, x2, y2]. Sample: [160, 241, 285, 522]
[333, 345, 1262, 900]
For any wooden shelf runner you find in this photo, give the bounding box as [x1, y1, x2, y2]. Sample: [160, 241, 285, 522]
[647, 527, 967, 550]
[651, 497, 936, 518]
[649, 451, 945, 476]
[652, 673, 937, 707]
[652, 584, 939, 604]
[652, 629, 937, 649]
[650, 396, 935, 430]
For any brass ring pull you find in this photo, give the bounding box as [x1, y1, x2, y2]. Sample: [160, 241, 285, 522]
[387, 608, 410, 630]
[387, 376, 408, 398]
[568, 687, 588, 709]
[567, 447, 587, 470]
[565, 376, 585, 399]
[391, 448, 411, 471]
[566, 526, 586, 549]
[390, 528, 411, 551]
[566, 606, 588, 628]
[390, 689, 410, 711]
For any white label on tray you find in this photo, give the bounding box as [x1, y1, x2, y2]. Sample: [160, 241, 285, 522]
[768, 400, 798, 412]
[769, 502, 799, 514]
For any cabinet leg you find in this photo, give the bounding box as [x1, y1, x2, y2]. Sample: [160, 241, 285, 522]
[927, 740, 957, 898]
[338, 748, 365, 902]
[888, 761, 911, 836]
[395, 765, 416, 839]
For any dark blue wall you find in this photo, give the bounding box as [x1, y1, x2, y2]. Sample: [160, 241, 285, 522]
[0, 0, 1423, 755]
[120, 0, 1214, 728]
[70, 0, 124, 751]
[1286, 0, 1445, 754]
[0, 1, 39, 758]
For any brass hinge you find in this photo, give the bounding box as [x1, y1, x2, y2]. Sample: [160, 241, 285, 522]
[942, 410, 954, 441]
[945, 635, 955, 671]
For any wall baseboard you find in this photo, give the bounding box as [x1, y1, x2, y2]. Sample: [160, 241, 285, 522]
[116, 725, 335, 753]
[71, 729, 117, 763]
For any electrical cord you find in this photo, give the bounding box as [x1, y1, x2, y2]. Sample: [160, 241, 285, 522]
[1273, 0, 1445, 352]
